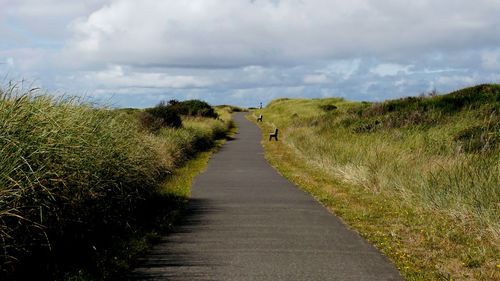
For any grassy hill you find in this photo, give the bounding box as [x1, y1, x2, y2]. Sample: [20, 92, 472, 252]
[253, 84, 499, 280]
[0, 85, 234, 279]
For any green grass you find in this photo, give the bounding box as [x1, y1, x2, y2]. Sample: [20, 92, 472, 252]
[0, 84, 233, 279]
[252, 84, 500, 280]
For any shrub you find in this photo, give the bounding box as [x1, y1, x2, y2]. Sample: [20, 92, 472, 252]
[319, 104, 338, 112]
[145, 101, 182, 128]
[138, 111, 165, 133]
[169, 99, 218, 118]
[142, 100, 218, 133]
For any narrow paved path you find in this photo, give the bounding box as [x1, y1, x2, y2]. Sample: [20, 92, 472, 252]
[130, 112, 402, 281]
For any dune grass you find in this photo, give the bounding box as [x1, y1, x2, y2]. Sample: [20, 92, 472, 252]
[252, 84, 499, 280]
[0, 84, 233, 279]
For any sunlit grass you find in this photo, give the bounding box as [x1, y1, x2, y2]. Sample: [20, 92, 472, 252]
[252, 84, 500, 280]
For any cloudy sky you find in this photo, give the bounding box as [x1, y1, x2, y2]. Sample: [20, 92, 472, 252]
[1, 0, 500, 107]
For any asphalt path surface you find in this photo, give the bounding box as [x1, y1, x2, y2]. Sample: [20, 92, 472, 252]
[130, 112, 402, 280]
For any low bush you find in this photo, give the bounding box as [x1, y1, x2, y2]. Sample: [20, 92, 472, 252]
[144, 101, 182, 128]
[169, 99, 218, 118]
[319, 104, 338, 112]
[140, 100, 221, 133]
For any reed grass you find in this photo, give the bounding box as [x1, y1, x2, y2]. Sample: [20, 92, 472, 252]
[0, 84, 232, 279]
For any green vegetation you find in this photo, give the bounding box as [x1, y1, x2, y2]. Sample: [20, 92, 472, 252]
[0, 84, 233, 279]
[169, 99, 218, 118]
[139, 99, 223, 132]
[252, 84, 500, 280]
[216, 105, 245, 113]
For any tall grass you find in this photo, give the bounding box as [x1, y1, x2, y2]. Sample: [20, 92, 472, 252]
[0, 84, 232, 278]
[257, 84, 499, 279]
[262, 86, 500, 230]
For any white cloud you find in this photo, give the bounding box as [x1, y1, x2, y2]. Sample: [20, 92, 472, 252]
[436, 74, 479, 86]
[322, 59, 361, 80]
[0, 47, 53, 71]
[82, 65, 213, 89]
[482, 49, 500, 70]
[64, 0, 500, 68]
[303, 74, 330, 84]
[6, 57, 14, 66]
[2, 0, 500, 107]
[1, 0, 107, 40]
[370, 63, 412, 77]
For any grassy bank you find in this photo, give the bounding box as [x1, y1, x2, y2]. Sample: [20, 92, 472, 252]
[0, 85, 233, 279]
[252, 84, 499, 280]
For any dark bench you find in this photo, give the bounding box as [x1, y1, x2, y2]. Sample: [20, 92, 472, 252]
[269, 128, 278, 141]
[257, 114, 263, 122]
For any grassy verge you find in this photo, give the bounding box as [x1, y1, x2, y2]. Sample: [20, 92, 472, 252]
[99, 142, 229, 280]
[0, 84, 234, 280]
[250, 84, 499, 280]
[73, 111, 236, 280]
[64, 149, 215, 281]
[114, 115, 238, 274]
